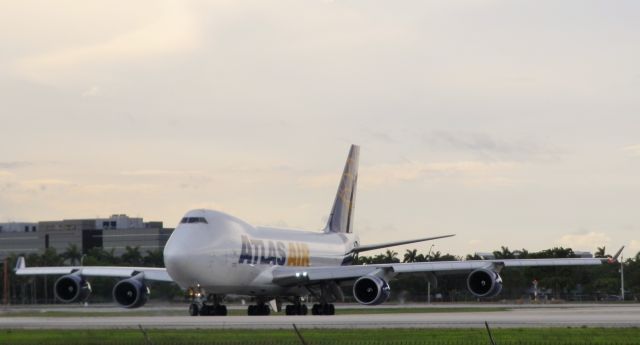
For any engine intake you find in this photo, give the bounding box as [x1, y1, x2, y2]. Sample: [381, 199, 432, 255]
[353, 276, 391, 305]
[54, 274, 91, 303]
[466, 268, 503, 298]
[113, 276, 149, 308]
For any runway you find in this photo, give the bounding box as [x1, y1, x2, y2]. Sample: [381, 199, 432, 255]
[1, 304, 639, 329]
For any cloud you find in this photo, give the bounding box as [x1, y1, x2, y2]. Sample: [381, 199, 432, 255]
[299, 160, 517, 189]
[622, 144, 640, 157]
[422, 131, 556, 161]
[82, 85, 101, 97]
[555, 231, 611, 251]
[21, 179, 73, 191]
[120, 170, 204, 177]
[0, 161, 32, 169]
[629, 240, 640, 257]
[14, 1, 199, 84]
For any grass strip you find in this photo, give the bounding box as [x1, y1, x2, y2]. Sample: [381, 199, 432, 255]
[1, 328, 640, 345]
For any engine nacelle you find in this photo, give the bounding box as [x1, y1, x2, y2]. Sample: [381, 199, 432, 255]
[353, 275, 391, 305]
[54, 274, 91, 303]
[113, 277, 149, 308]
[466, 268, 503, 298]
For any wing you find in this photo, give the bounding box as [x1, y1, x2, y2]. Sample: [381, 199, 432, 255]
[272, 256, 610, 286]
[14, 256, 172, 282]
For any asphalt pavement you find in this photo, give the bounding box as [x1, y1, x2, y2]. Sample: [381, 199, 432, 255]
[1, 304, 638, 329]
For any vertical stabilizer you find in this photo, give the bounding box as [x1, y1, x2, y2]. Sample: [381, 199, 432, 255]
[325, 145, 359, 233]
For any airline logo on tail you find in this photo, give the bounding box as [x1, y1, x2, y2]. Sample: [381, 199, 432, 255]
[238, 235, 310, 266]
[326, 144, 359, 234]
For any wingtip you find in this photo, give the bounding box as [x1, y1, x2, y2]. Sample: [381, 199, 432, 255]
[607, 246, 625, 264]
[14, 256, 26, 271]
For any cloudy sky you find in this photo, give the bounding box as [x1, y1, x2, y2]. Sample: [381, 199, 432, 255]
[1, 1, 639, 257]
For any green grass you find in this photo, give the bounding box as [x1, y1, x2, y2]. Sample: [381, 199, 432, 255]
[1, 328, 640, 345]
[0, 307, 507, 318]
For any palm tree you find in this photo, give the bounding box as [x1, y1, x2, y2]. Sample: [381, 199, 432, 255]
[595, 246, 606, 258]
[384, 249, 399, 263]
[62, 244, 82, 265]
[403, 249, 418, 263]
[144, 248, 164, 267]
[493, 246, 514, 259]
[121, 246, 143, 266]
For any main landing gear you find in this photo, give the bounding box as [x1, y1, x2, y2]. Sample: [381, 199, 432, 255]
[284, 297, 308, 315]
[311, 303, 335, 315]
[189, 292, 228, 316]
[247, 303, 270, 316]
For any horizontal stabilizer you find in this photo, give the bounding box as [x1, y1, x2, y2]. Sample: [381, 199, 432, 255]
[348, 234, 455, 255]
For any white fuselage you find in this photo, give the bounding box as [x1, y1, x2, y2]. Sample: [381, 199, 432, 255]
[163, 209, 359, 296]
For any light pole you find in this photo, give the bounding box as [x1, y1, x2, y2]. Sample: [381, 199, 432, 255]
[620, 254, 625, 301]
[427, 244, 435, 304]
[2, 258, 8, 305]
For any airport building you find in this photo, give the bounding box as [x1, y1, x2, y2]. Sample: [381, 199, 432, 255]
[0, 215, 173, 259]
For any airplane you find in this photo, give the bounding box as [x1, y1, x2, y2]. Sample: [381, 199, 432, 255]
[15, 145, 623, 316]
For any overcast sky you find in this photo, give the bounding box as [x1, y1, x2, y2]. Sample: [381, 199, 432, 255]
[1, 1, 639, 257]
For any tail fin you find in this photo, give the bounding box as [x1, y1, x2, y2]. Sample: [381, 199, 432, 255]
[325, 145, 359, 233]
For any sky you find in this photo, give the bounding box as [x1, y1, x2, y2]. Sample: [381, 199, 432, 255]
[1, 0, 639, 257]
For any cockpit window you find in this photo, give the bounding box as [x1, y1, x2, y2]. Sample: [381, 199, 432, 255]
[180, 217, 208, 224]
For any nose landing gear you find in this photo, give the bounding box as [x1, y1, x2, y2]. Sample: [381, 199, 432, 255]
[188, 288, 228, 316]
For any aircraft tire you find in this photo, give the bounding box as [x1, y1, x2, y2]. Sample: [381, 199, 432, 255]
[285, 305, 294, 315]
[311, 303, 335, 315]
[216, 305, 228, 316]
[189, 303, 199, 316]
[199, 305, 211, 316]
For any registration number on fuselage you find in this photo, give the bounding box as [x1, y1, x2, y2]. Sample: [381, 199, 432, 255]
[238, 235, 310, 266]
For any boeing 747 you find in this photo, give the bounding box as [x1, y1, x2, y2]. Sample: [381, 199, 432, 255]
[15, 145, 622, 316]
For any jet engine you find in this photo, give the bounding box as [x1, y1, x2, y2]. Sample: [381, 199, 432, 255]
[353, 276, 391, 305]
[466, 268, 503, 298]
[54, 274, 91, 303]
[113, 276, 149, 308]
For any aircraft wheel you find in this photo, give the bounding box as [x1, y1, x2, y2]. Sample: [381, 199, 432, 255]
[216, 305, 228, 316]
[311, 304, 319, 315]
[285, 305, 294, 315]
[248, 305, 256, 316]
[328, 304, 335, 315]
[189, 303, 199, 316]
[300, 304, 308, 315]
[199, 305, 212, 316]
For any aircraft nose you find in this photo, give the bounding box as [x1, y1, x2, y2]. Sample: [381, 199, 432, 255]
[163, 226, 204, 287]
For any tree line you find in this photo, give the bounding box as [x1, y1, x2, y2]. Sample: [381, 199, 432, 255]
[1, 245, 181, 304]
[1, 245, 638, 304]
[355, 246, 639, 302]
